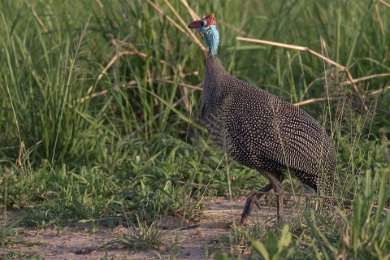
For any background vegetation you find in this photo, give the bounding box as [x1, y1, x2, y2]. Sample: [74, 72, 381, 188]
[0, 0, 389, 258]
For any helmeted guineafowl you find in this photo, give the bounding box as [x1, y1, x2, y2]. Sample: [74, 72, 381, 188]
[188, 13, 336, 224]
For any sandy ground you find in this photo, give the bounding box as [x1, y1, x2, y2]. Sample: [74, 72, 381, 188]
[0, 197, 299, 259]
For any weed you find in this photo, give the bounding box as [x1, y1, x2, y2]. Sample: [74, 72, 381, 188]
[117, 215, 166, 251]
[251, 225, 295, 260]
[0, 218, 21, 247]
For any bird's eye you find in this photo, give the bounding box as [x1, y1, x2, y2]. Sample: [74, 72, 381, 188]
[201, 20, 207, 27]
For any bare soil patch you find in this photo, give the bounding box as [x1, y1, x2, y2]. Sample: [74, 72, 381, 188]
[0, 197, 298, 259]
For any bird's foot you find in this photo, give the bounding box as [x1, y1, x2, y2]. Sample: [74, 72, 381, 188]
[240, 183, 274, 225]
[240, 195, 256, 225]
[240, 216, 249, 226]
[276, 214, 284, 224]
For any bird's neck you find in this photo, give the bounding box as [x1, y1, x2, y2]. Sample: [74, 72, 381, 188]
[204, 56, 229, 98]
[205, 55, 224, 85]
[202, 25, 219, 56]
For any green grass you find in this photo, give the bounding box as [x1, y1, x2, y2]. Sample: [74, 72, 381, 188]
[116, 215, 167, 251]
[0, 0, 389, 258]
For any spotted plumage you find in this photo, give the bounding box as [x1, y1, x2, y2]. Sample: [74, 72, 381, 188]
[189, 13, 336, 224]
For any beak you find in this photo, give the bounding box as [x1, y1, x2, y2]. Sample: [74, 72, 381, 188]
[188, 20, 202, 29]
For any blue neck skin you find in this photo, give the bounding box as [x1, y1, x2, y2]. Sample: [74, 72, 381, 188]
[199, 25, 219, 56]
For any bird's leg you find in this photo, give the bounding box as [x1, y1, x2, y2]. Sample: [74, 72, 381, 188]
[240, 183, 273, 225]
[276, 191, 285, 222]
[268, 175, 285, 223]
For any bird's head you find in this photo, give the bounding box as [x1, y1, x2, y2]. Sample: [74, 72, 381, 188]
[188, 13, 219, 56]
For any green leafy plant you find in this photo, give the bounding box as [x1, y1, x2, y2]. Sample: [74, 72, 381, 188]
[251, 225, 295, 260]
